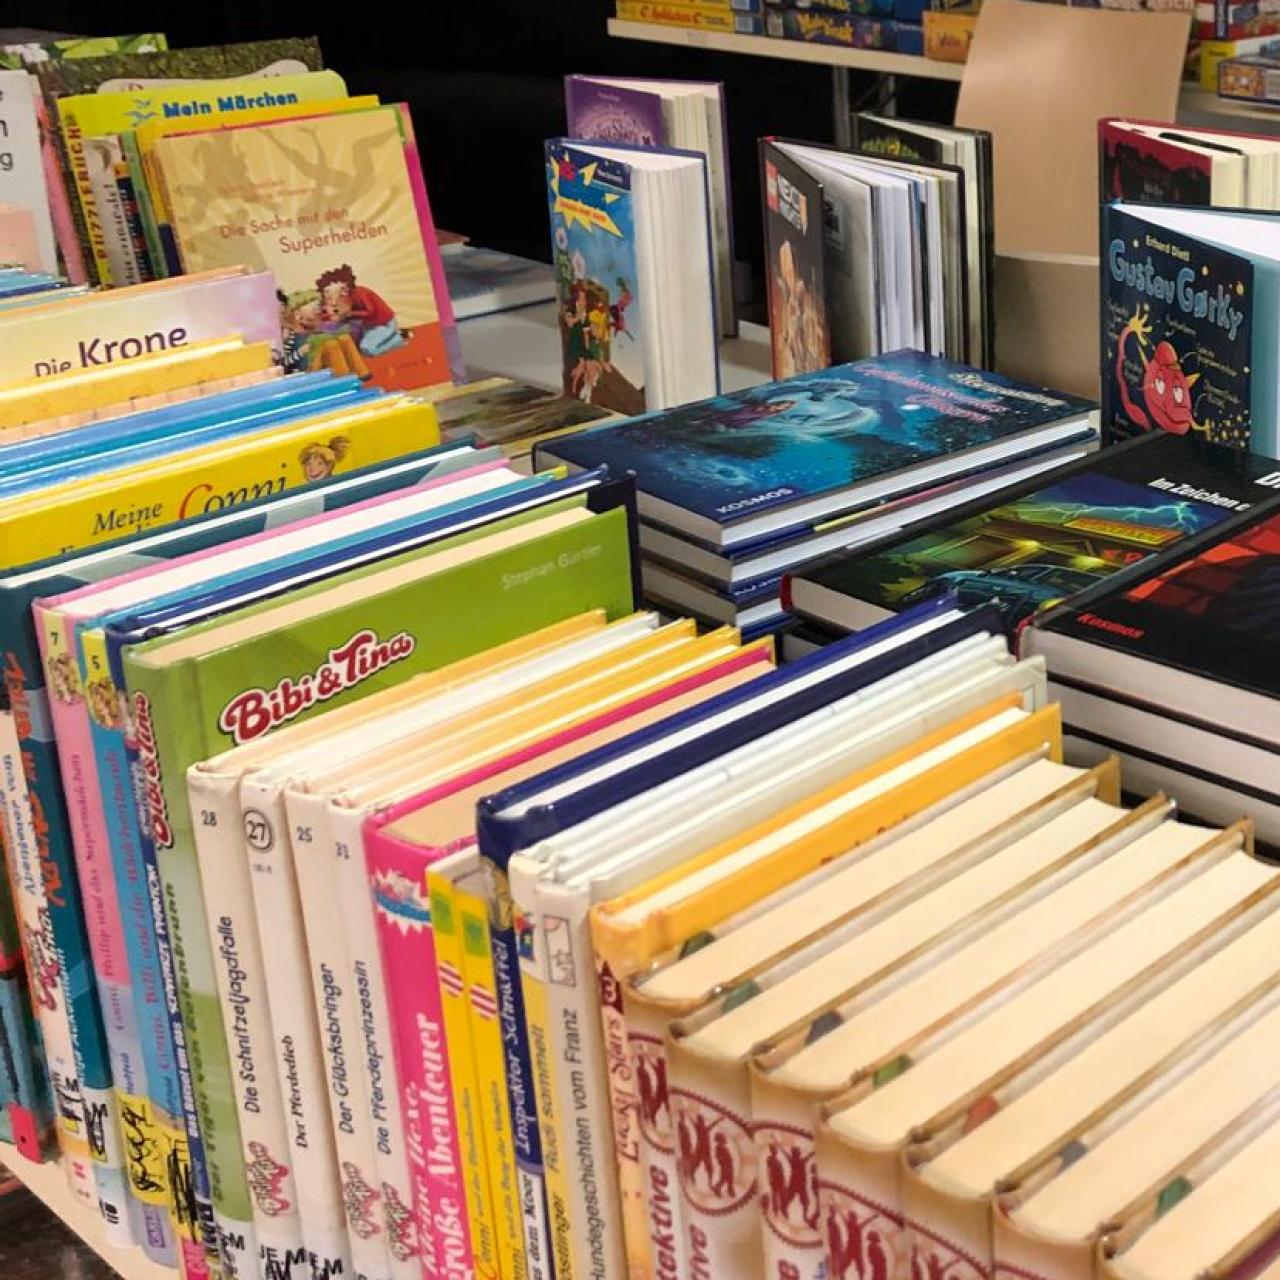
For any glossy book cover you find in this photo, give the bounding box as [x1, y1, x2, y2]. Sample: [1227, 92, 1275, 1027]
[565, 77, 667, 146]
[541, 350, 1096, 529]
[799, 433, 1280, 628]
[1103, 204, 1253, 448]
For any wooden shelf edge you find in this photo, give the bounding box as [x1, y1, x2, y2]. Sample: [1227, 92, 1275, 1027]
[1, 1141, 174, 1280]
[607, 17, 967, 80]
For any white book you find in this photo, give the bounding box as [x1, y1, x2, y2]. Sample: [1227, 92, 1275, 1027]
[0, 70, 58, 272]
[188, 765, 311, 1280]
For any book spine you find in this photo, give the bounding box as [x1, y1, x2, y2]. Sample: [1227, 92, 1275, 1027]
[427, 868, 501, 1279]
[0, 964, 50, 1161]
[119, 133, 168, 281]
[364, 824, 473, 1280]
[89, 630, 216, 1280]
[327, 803, 424, 1279]
[748, 1067, 825, 1280]
[481, 851, 555, 1280]
[284, 787, 394, 1280]
[55, 99, 113, 285]
[537, 878, 627, 1280]
[667, 1044, 763, 1279]
[30, 86, 88, 283]
[124, 657, 259, 1280]
[456, 873, 530, 1280]
[622, 992, 692, 1280]
[237, 772, 352, 1280]
[85, 136, 144, 287]
[991, 1199, 1091, 1280]
[114, 159, 156, 283]
[903, 1169, 994, 1280]
[0, 700, 94, 1200]
[510, 855, 576, 1280]
[814, 1122, 910, 1280]
[37, 607, 173, 1262]
[7, 648, 133, 1243]
[188, 769, 309, 1280]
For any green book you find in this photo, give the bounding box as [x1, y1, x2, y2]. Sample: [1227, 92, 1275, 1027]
[118, 491, 634, 1264]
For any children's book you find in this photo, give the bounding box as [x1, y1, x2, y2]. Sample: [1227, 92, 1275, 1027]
[537, 351, 1098, 549]
[154, 104, 459, 393]
[546, 139, 718, 416]
[0, 33, 167, 71]
[0, 71, 58, 273]
[440, 244, 557, 319]
[566, 74, 737, 337]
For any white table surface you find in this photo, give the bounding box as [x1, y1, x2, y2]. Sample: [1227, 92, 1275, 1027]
[457, 301, 773, 397]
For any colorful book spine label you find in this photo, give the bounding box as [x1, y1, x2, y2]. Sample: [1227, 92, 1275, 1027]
[510, 854, 576, 1280]
[236, 771, 353, 1280]
[187, 768, 310, 1280]
[0, 707, 91, 1192]
[122, 661, 259, 1280]
[667, 1046, 762, 1280]
[456, 873, 530, 1280]
[87, 626, 217, 1280]
[536, 877, 627, 1280]
[622, 993, 692, 1280]
[428, 867, 501, 1279]
[38, 605, 174, 1262]
[4, 643, 133, 1245]
[283, 786, 394, 1280]
[364, 826, 474, 1280]
[814, 1126, 911, 1280]
[328, 802, 424, 1277]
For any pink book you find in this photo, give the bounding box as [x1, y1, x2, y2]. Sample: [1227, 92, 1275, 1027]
[31, 89, 87, 284]
[362, 643, 775, 1280]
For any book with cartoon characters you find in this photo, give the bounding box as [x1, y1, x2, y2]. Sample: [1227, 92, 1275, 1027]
[1101, 201, 1280, 452]
[154, 103, 460, 392]
[545, 138, 718, 416]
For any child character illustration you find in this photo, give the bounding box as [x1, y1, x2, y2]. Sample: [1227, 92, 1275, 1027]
[86, 678, 122, 730]
[299, 436, 351, 482]
[279, 288, 371, 381]
[1115, 306, 1200, 436]
[317, 264, 406, 357]
[45, 651, 79, 704]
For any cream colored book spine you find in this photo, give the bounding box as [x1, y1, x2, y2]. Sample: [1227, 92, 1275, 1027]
[283, 786, 393, 1280]
[534, 875, 627, 1280]
[993, 1191, 1095, 1280]
[816, 1107, 911, 1280]
[239, 770, 353, 1280]
[188, 766, 309, 1280]
[327, 800, 424, 1277]
[510, 849, 576, 1280]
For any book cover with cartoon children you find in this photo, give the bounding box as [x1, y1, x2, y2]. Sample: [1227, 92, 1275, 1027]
[1103, 204, 1253, 448]
[547, 141, 645, 416]
[153, 104, 456, 391]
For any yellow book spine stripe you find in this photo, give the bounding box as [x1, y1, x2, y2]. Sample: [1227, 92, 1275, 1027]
[56, 97, 113, 284]
[429, 873, 501, 1280]
[119, 1090, 171, 1207]
[458, 888, 529, 1280]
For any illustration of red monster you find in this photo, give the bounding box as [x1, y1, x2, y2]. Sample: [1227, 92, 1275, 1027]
[1115, 306, 1200, 436]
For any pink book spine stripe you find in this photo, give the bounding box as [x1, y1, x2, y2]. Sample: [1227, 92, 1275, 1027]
[33, 91, 88, 284]
[382, 646, 775, 821]
[39, 457, 507, 609]
[365, 821, 474, 1280]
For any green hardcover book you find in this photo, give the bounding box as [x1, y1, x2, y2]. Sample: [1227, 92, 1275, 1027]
[118, 489, 634, 1271]
[0, 33, 168, 71]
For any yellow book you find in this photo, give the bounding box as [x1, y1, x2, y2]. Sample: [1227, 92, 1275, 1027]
[0, 336, 274, 429]
[457, 866, 530, 1280]
[58, 71, 348, 284]
[429, 854, 502, 1280]
[0, 395, 438, 563]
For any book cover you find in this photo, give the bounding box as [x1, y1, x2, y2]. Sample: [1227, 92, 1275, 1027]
[156, 106, 454, 393]
[540, 351, 1096, 533]
[0, 34, 167, 72]
[1099, 121, 1214, 206]
[1035, 500, 1280, 697]
[0, 71, 59, 273]
[565, 78, 667, 147]
[794, 434, 1280, 629]
[440, 246, 556, 321]
[432, 377, 615, 450]
[762, 140, 829, 379]
[1103, 204, 1253, 448]
[547, 141, 646, 417]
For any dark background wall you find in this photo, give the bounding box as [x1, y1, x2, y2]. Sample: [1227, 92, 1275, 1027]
[27, 0, 959, 318]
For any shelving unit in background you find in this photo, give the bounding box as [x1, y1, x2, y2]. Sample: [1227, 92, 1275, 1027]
[0, 1140, 170, 1280]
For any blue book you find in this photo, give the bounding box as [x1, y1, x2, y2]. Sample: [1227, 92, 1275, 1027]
[1102, 201, 1280, 454]
[469, 595, 1000, 1279]
[0, 439, 484, 1271]
[536, 350, 1099, 548]
[0, 374, 375, 496]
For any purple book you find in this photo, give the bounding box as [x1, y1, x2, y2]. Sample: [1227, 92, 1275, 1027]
[565, 76, 668, 146]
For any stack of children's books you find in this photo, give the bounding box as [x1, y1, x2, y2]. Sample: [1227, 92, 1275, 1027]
[0, 33, 459, 393]
[533, 350, 1100, 636]
[761, 114, 994, 375]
